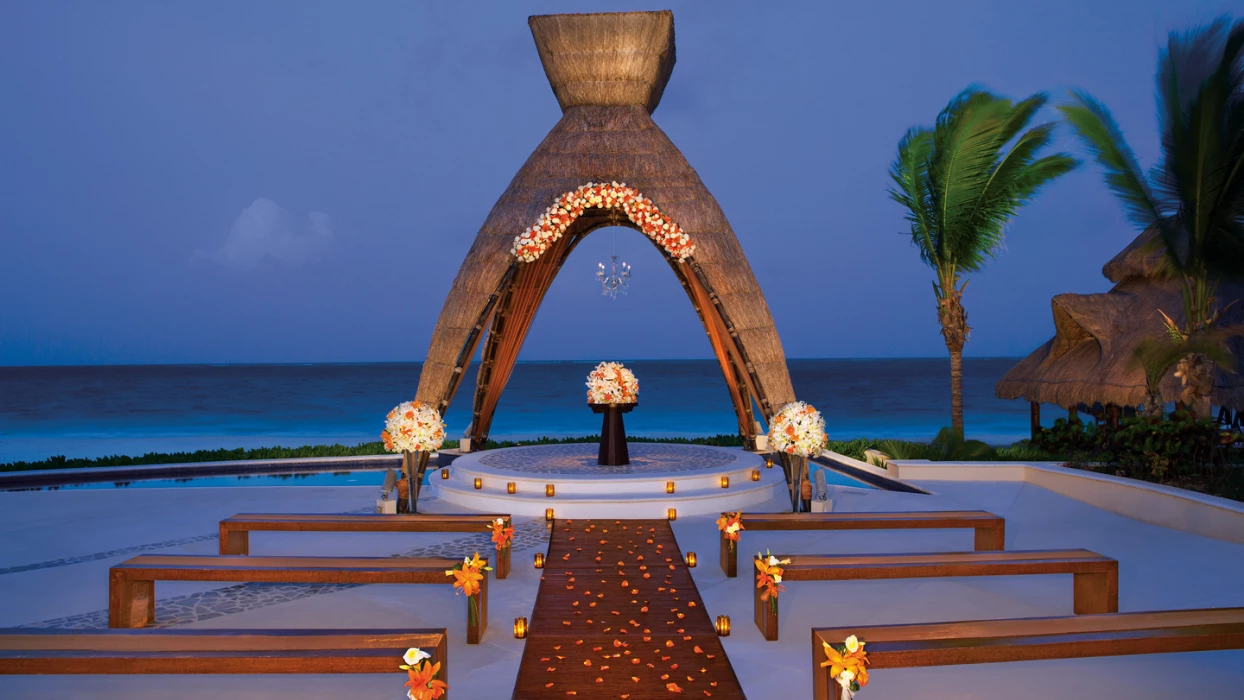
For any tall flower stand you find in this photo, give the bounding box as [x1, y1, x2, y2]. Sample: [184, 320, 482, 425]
[400, 450, 429, 514]
[779, 454, 809, 512]
[591, 402, 636, 466]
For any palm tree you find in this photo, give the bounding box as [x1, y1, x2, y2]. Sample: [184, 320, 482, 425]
[1060, 17, 1244, 414]
[1132, 313, 1239, 415]
[889, 88, 1078, 437]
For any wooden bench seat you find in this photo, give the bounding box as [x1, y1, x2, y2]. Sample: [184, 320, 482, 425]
[219, 513, 513, 578]
[811, 608, 1244, 699]
[720, 511, 1005, 577]
[108, 554, 487, 643]
[0, 628, 447, 677]
[756, 549, 1117, 640]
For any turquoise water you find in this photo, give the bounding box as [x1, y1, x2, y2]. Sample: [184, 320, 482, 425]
[6, 469, 394, 491]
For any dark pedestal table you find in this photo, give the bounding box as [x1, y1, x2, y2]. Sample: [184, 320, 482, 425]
[590, 402, 636, 466]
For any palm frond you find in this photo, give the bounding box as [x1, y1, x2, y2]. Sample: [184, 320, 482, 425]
[888, 127, 937, 265]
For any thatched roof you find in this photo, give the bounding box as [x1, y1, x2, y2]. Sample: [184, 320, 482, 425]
[996, 229, 1244, 409]
[414, 11, 795, 443]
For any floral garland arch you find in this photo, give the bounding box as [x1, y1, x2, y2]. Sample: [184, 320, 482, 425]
[510, 182, 695, 263]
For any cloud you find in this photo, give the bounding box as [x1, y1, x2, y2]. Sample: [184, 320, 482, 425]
[194, 198, 332, 270]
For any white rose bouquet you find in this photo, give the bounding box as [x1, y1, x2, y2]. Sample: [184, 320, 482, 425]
[586, 361, 639, 405]
[382, 400, 445, 454]
[768, 401, 828, 457]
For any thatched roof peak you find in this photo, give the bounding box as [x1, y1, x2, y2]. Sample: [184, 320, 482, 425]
[529, 10, 676, 114]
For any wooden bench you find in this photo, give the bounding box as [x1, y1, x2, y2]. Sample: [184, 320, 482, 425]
[219, 513, 513, 579]
[756, 549, 1117, 640]
[109, 554, 488, 644]
[720, 511, 1005, 577]
[811, 608, 1244, 699]
[0, 628, 447, 677]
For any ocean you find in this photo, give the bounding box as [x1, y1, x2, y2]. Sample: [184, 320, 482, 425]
[0, 359, 1033, 463]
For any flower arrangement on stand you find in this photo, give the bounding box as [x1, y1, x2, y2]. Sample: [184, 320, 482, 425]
[510, 182, 695, 263]
[490, 517, 515, 579]
[767, 401, 828, 512]
[400, 647, 447, 700]
[586, 361, 639, 404]
[716, 511, 744, 552]
[820, 635, 870, 699]
[447, 552, 491, 641]
[755, 550, 790, 614]
[382, 400, 445, 514]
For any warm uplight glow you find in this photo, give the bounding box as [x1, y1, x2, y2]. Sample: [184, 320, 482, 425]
[666, 481, 675, 494]
[685, 552, 697, 567]
[441, 469, 450, 480]
[715, 615, 731, 636]
[720, 476, 730, 488]
[507, 482, 516, 494]
[473, 478, 482, 490]
[545, 484, 555, 497]
[513, 617, 528, 639]
[545, 508, 554, 521]
[750, 469, 761, 481]
[534, 553, 544, 569]
[667, 508, 677, 521]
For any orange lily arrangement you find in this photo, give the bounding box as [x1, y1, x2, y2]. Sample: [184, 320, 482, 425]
[400, 647, 447, 700]
[820, 635, 869, 698]
[716, 511, 744, 552]
[447, 552, 491, 627]
[490, 517, 515, 553]
[754, 550, 789, 613]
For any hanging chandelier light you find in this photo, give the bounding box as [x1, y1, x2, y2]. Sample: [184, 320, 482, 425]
[596, 230, 630, 299]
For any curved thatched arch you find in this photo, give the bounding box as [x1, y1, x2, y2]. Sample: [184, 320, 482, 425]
[414, 10, 795, 447]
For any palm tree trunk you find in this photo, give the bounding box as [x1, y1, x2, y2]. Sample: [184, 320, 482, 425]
[949, 346, 964, 437]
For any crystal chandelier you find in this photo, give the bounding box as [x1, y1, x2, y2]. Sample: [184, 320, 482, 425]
[596, 230, 630, 299]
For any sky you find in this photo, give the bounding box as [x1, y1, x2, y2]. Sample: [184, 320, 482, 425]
[0, 0, 1236, 366]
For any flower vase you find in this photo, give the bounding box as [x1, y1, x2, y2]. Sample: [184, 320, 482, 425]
[782, 454, 809, 512]
[402, 450, 427, 514]
[590, 402, 636, 466]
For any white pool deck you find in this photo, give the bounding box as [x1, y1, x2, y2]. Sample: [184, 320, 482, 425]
[0, 476, 1242, 699]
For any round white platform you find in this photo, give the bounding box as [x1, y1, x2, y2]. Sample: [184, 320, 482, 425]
[429, 443, 786, 518]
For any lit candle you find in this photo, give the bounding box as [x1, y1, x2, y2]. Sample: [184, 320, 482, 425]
[545, 508, 554, 521]
[665, 481, 675, 494]
[720, 476, 730, 488]
[715, 615, 731, 636]
[440, 469, 450, 480]
[750, 469, 761, 482]
[513, 617, 528, 639]
[545, 484, 555, 497]
[765, 456, 774, 469]
[667, 508, 677, 521]
[473, 477, 482, 490]
[534, 552, 544, 569]
[507, 482, 516, 494]
[685, 552, 697, 567]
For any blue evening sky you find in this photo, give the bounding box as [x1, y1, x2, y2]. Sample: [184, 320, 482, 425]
[0, 1, 1232, 365]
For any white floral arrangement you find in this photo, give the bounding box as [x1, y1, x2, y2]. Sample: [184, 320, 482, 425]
[586, 361, 639, 405]
[510, 182, 695, 263]
[382, 400, 446, 453]
[768, 401, 828, 457]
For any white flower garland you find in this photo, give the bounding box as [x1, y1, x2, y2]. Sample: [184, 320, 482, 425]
[768, 401, 828, 457]
[586, 361, 639, 405]
[382, 401, 445, 453]
[511, 182, 695, 263]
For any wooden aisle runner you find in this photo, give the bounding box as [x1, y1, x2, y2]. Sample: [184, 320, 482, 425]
[514, 519, 745, 699]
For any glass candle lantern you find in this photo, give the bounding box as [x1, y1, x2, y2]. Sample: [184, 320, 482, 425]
[685, 552, 697, 567]
[513, 617, 528, 639]
[715, 615, 731, 636]
[666, 481, 675, 494]
[545, 484, 555, 497]
[720, 476, 730, 488]
[534, 552, 544, 569]
[507, 482, 516, 494]
[667, 508, 677, 521]
[473, 478, 482, 490]
[750, 469, 761, 481]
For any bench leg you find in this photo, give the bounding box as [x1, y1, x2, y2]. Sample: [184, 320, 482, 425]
[721, 533, 737, 578]
[754, 576, 778, 641]
[1073, 568, 1118, 614]
[467, 571, 487, 644]
[109, 573, 154, 628]
[220, 528, 249, 555]
[974, 523, 1004, 551]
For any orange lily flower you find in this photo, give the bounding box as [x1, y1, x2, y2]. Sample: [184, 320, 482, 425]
[821, 639, 869, 689]
[405, 661, 448, 700]
[491, 519, 515, 551]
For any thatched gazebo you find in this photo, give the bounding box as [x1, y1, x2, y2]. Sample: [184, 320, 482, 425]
[414, 11, 795, 449]
[996, 228, 1244, 435]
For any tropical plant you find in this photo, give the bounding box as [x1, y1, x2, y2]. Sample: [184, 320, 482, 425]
[890, 88, 1078, 436]
[1060, 17, 1244, 413]
[1132, 312, 1241, 414]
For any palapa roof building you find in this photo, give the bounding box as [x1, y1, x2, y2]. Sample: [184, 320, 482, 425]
[415, 11, 795, 447]
[996, 229, 1244, 412]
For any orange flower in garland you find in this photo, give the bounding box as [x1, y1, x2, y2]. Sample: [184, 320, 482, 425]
[490, 518, 515, 552]
[715, 511, 744, 551]
[820, 635, 869, 698]
[754, 550, 790, 613]
[400, 648, 447, 700]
